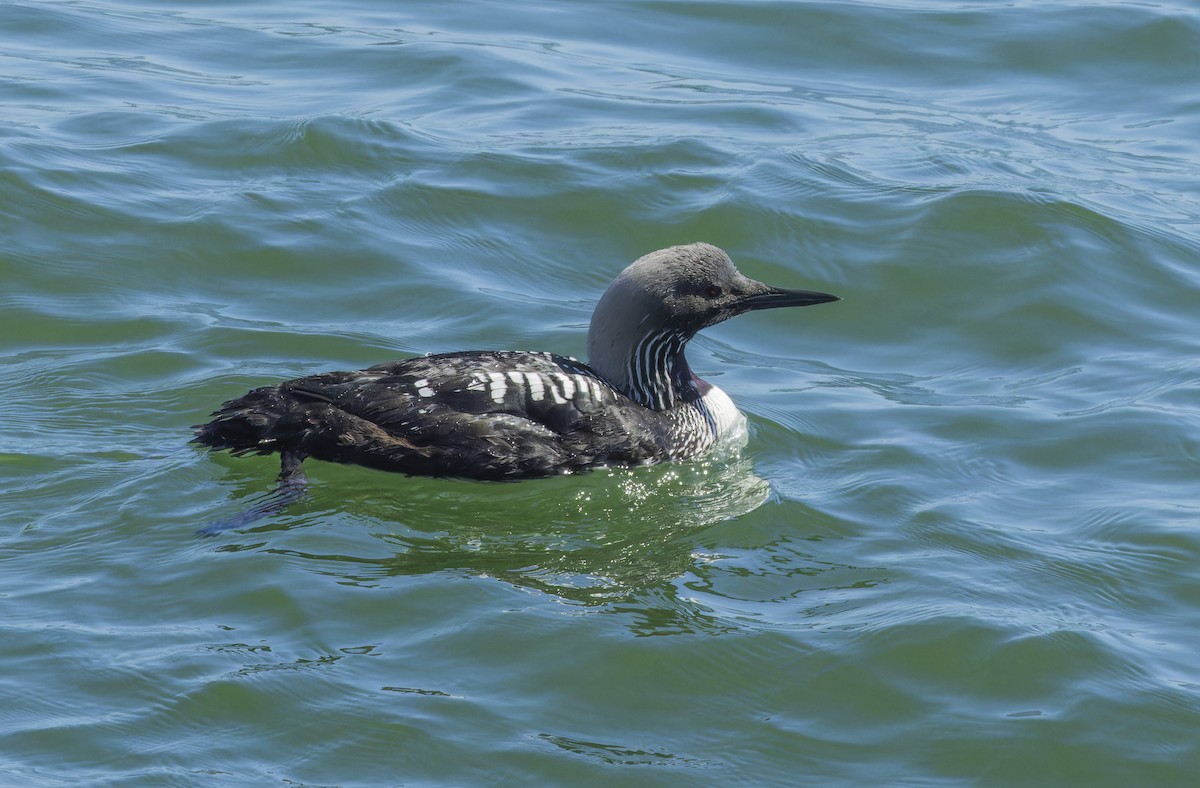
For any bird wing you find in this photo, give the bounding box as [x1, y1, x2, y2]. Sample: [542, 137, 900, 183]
[280, 352, 670, 478]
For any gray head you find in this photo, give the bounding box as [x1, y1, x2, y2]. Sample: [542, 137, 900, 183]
[586, 242, 838, 408]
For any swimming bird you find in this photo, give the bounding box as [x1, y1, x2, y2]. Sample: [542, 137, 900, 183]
[193, 242, 838, 483]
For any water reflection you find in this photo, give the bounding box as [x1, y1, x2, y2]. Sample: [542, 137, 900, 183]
[214, 454, 771, 607]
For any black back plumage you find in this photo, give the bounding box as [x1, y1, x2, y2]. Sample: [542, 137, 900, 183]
[194, 351, 680, 480]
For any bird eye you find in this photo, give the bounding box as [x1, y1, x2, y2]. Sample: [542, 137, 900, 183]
[705, 285, 722, 298]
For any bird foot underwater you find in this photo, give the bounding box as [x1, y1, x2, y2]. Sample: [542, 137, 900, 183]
[196, 453, 309, 536]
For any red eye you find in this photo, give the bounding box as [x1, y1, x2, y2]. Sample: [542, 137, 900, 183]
[705, 285, 722, 298]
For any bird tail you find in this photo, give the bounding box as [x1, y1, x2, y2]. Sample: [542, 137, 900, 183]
[191, 384, 309, 457]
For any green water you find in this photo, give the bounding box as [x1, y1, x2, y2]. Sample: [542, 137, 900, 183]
[3, 1, 1199, 785]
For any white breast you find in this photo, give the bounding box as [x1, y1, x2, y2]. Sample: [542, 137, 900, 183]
[700, 384, 748, 446]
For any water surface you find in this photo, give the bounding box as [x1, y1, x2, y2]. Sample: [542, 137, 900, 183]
[3, 1, 1199, 785]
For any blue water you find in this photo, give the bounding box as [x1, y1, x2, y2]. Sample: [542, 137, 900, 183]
[3, 1, 1199, 785]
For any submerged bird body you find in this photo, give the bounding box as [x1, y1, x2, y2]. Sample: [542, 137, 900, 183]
[194, 243, 837, 481]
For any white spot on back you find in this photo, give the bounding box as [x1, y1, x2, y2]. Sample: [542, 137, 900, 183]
[588, 377, 604, 401]
[487, 371, 507, 404]
[557, 373, 576, 400]
[523, 372, 545, 401]
[546, 376, 567, 405]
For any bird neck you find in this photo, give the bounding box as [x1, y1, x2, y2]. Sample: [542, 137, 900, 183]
[584, 272, 702, 411]
[595, 329, 701, 411]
